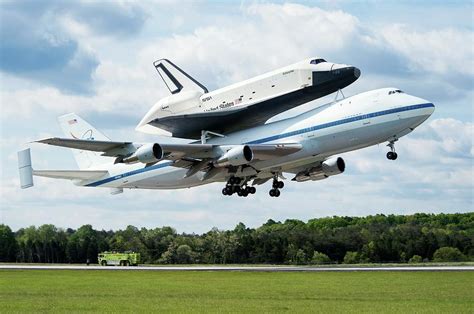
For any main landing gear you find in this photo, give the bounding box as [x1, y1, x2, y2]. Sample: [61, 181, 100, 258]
[222, 176, 256, 197]
[269, 177, 284, 197]
[386, 140, 398, 160]
[221, 175, 285, 198]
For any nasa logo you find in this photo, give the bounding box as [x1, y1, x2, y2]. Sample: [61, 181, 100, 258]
[82, 129, 94, 140]
[70, 129, 94, 140]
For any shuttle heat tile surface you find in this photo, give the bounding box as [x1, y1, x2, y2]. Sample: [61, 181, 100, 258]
[137, 58, 360, 139]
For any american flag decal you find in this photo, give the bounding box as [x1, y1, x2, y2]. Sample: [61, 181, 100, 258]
[68, 119, 77, 125]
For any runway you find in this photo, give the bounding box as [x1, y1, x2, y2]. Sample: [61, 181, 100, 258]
[1, 264, 473, 272]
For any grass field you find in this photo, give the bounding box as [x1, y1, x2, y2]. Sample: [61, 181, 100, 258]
[1, 270, 473, 313]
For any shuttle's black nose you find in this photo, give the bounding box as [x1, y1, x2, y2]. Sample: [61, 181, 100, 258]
[331, 66, 361, 80]
[341, 66, 361, 85]
[312, 65, 361, 90]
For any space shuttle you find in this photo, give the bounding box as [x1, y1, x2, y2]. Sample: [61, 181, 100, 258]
[137, 58, 360, 139]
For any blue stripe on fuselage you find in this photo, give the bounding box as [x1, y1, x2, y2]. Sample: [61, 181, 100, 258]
[85, 103, 434, 187]
[86, 161, 174, 187]
[246, 103, 434, 144]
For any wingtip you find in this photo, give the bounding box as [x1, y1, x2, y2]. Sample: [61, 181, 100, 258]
[31, 137, 57, 144]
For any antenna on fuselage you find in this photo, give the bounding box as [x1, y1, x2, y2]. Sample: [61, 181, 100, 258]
[334, 89, 346, 101]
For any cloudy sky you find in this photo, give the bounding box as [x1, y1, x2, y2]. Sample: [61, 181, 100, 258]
[1, 1, 472, 233]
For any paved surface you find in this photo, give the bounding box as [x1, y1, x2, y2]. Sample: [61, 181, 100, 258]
[1, 265, 473, 272]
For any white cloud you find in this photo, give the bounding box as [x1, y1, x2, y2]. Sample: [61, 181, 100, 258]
[380, 25, 474, 76]
[428, 118, 473, 156]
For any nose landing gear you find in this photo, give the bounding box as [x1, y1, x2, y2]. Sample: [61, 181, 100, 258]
[386, 140, 398, 160]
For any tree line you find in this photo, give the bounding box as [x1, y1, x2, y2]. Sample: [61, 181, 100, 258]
[0, 212, 472, 264]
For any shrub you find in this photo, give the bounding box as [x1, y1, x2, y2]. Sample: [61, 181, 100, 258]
[399, 252, 407, 263]
[311, 251, 331, 265]
[433, 247, 466, 262]
[176, 244, 195, 264]
[343, 251, 360, 264]
[294, 249, 307, 265]
[408, 255, 423, 263]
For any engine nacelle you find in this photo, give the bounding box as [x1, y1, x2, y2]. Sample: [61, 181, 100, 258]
[294, 157, 345, 182]
[122, 143, 163, 164]
[321, 157, 345, 175]
[214, 145, 253, 167]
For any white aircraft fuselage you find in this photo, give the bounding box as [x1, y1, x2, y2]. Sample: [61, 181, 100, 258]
[81, 87, 434, 191]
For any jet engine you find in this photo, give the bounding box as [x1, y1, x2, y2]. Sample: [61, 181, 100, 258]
[122, 143, 163, 164]
[214, 145, 253, 167]
[293, 157, 345, 182]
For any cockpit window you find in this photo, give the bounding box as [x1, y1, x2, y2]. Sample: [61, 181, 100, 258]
[388, 89, 404, 95]
[310, 59, 326, 64]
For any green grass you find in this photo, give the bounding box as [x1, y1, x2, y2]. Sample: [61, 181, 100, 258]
[1, 270, 473, 313]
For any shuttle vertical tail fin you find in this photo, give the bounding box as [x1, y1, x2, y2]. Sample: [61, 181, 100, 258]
[58, 113, 111, 169]
[153, 59, 208, 95]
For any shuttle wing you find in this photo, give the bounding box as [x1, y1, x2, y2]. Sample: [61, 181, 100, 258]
[146, 87, 328, 139]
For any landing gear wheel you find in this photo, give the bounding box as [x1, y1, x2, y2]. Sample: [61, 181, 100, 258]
[386, 140, 398, 160]
[273, 179, 284, 189]
[386, 152, 398, 160]
[223, 177, 254, 197]
[269, 189, 280, 197]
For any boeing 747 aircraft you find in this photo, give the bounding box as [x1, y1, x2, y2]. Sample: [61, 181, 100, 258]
[19, 83, 434, 197]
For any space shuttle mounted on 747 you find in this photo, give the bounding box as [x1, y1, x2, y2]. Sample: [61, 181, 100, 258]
[137, 58, 360, 139]
[18, 57, 435, 198]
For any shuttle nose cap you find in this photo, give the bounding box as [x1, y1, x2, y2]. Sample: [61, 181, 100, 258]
[332, 65, 361, 80]
[353, 67, 361, 79]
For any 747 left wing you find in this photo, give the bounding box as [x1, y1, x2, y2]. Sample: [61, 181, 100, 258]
[35, 137, 302, 170]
